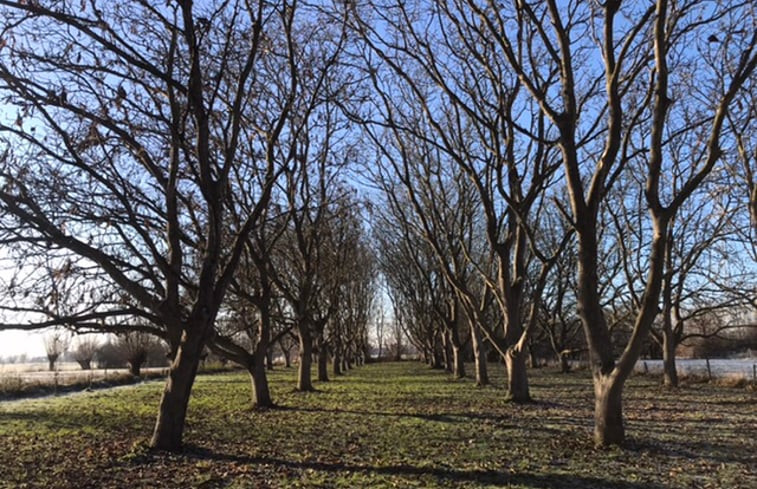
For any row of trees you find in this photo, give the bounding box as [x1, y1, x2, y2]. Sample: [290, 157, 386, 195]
[43, 330, 167, 374]
[354, 0, 756, 448]
[0, 0, 376, 451]
[0, 0, 754, 452]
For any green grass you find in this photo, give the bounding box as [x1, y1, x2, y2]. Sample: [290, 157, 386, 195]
[0, 362, 754, 488]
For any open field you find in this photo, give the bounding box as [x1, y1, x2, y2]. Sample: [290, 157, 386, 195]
[0, 362, 170, 400]
[0, 362, 755, 489]
[0, 362, 168, 385]
[633, 358, 757, 380]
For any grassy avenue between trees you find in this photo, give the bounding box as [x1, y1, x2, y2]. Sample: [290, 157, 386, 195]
[0, 362, 754, 489]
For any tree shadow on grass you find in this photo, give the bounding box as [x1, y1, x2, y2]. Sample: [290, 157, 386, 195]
[279, 405, 489, 424]
[282, 404, 597, 432]
[625, 437, 756, 466]
[176, 446, 666, 489]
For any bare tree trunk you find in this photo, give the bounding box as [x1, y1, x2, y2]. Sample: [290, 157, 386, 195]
[431, 341, 444, 369]
[470, 323, 488, 386]
[594, 376, 625, 447]
[505, 349, 530, 403]
[253, 305, 273, 406]
[575, 226, 624, 445]
[662, 329, 678, 387]
[266, 348, 274, 371]
[559, 352, 571, 373]
[441, 331, 453, 373]
[452, 344, 465, 379]
[317, 342, 329, 382]
[128, 362, 141, 377]
[279, 339, 292, 368]
[529, 345, 539, 369]
[333, 354, 342, 376]
[297, 327, 314, 391]
[249, 351, 273, 408]
[149, 328, 205, 452]
[661, 235, 678, 388]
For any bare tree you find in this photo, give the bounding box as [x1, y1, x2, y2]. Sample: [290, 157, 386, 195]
[454, 0, 756, 445]
[44, 329, 70, 371]
[117, 332, 162, 377]
[350, 0, 755, 443]
[373, 298, 386, 361]
[352, 0, 570, 400]
[374, 210, 451, 369]
[0, 0, 293, 451]
[72, 336, 100, 370]
[610, 166, 755, 387]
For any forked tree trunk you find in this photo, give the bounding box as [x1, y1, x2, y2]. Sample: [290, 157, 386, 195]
[470, 323, 488, 386]
[149, 329, 205, 452]
[594, 375, 625, 447]
[505, 348, 530, 403]
[662, 330, 678, 387]
[297, 328, 314, 391]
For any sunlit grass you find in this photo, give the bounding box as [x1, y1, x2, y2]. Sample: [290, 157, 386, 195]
[0, 362, 754, 488]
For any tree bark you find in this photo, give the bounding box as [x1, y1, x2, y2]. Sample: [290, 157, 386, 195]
[149, 328, 205, 452]
[505, 348, 530, 403]
[333, 354, 342, 376]
[253, 302, 274, 405]
[431, 342, 444, 369]
[470, 323, 488, 386]
[452, 344, 465, 379]
[662, 329, 678, 387]
[661, 233, 678, 388]
[297, 327, 314, 391]
[249, 352, 273, 408]
[559, 352, 571, 373]
[594, 375, 625, 447]
[442, 331, 453, 373]
[266, 349, 274, 371]
[128, 362, 141, 377]
[529, 345, 539, 369]
[317, 342, 329, 382]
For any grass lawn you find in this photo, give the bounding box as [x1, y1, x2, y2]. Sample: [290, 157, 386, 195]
[0, 362, 754, 488]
